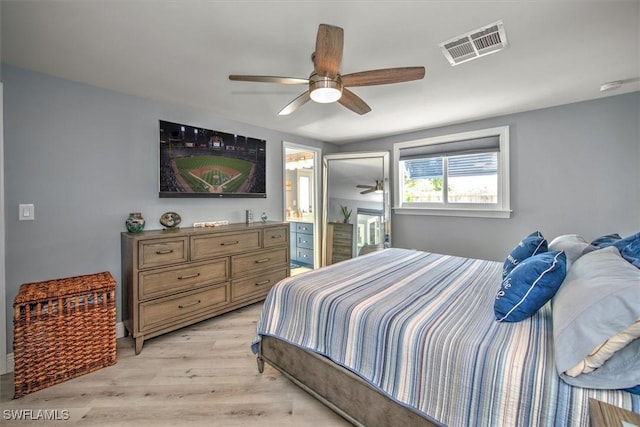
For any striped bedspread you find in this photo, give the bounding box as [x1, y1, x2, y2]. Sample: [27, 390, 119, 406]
[253, 248, 640, 427]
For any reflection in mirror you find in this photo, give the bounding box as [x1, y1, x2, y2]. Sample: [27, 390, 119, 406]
[322, 152, 390, 266]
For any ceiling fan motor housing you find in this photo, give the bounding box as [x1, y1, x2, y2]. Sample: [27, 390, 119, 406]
[309, 73, 343, 103]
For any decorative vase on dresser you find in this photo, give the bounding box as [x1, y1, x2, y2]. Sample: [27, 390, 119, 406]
[121, 221, 290, 354]
[125, 212, 145, 233]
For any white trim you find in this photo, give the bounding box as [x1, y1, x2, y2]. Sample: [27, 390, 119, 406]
[394, 207, 512, 219]
[0, 83, 7, 374]
[282, 142, 322, 268]
[5, 322, 126, 373]
[116, 321, 126, 339]
[393, 125, 510, 218]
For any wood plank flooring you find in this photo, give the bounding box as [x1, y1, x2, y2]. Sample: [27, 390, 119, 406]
[0, 302, 351, 426]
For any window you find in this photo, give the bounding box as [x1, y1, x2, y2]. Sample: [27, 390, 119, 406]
[394, 126, 510, 218]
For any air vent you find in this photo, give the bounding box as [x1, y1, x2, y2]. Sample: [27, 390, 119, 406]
[439, 20, 508, 66]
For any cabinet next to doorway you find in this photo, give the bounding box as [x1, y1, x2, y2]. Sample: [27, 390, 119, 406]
[289, 221, 314, 267]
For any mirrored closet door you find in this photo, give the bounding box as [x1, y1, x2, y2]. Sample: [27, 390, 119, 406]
[322, 151, 390, 266]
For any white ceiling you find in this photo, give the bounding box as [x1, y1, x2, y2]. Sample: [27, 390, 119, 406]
[2, 1, 639, 144]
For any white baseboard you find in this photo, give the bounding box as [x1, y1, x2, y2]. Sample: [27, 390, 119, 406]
[5, 322, 126, 374]
[6, 352, 14, 373]
[116, 321, 126, 339]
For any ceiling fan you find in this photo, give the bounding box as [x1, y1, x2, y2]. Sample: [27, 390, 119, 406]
[357, 180, 384, 194]
[229, 24, 426, 116]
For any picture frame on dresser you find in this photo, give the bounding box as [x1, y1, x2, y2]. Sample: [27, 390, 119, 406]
[121, 221, 290, 354]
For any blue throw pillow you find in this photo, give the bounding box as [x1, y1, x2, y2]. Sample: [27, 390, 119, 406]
[613, 232, 640, 268]
[495, 251, 567, 323]
[503, 231, 548, 278]
[591, 232, 640, 267]
[624, 384, 640, 395]
[590, 233, 621, 248]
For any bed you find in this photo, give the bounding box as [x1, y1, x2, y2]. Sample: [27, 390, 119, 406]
[252, 244, 640, 426]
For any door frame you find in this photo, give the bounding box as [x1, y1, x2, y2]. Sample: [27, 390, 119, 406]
[282, 141, 322, 268]
[1, 83, 7, 373]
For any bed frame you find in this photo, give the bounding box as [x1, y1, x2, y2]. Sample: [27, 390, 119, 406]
[257, 336, 439, 427]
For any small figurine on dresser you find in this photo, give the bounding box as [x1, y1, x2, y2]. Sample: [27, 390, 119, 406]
[160, 212, 181, 230]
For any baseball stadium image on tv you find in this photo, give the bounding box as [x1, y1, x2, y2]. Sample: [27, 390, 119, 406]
[159, 120, 266, 198]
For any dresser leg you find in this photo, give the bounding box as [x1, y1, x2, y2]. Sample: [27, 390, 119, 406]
[135, 336, 144, 355]
[257, 356, 265, 373]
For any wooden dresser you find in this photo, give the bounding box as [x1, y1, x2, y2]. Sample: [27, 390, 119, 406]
[326, 222, 353, 265]
[121, 221, 289, 354]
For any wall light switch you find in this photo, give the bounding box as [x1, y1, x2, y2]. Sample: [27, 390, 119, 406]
[19, 204, 35, 221]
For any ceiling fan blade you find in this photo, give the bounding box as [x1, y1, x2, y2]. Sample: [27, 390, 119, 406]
[278, 91, 311, 115]
[341, 67, 426, 87]
[356, 184, 372, 188]
[229, 75, 309, 85]
[360, 189, 375, 194]
[338, 88, 371, 115]
[314, 24, 344, 78]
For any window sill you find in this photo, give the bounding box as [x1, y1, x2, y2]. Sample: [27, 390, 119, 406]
[393, 207, 511, 219]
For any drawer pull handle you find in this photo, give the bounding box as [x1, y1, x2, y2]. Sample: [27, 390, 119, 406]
[255, 258, 271, 264]
[221, 240, 239, 246]
[178, 300, 201, 309]
[255, 280, 271, 286]
[271, 235, 282, 239]
[178, 273, 200, 280]
[156, 249, 174, 254]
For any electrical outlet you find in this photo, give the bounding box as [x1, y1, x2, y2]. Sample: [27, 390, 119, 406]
[19, 204, 35, 221]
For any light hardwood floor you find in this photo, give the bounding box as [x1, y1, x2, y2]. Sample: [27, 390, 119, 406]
[0, 302, 351, 426]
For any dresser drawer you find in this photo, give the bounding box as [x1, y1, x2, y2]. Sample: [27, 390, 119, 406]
[264, 226, 289, 247]
[138, 237, 189, 269]
[295, 248, 314, 263]
[191, 230, 261, 260]
[138, 258, 229, 301]
[332, 228, 353, 240]
[296, 223, 313, 234]
[332, 245, 353, 257]
[231, 268, 288, 302]
[139, 283, 229, 332]
[231, 247, 289, 277]
[296, 233, 313, 249]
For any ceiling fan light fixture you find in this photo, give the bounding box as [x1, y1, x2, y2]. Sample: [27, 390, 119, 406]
[309, 77, 343, 103]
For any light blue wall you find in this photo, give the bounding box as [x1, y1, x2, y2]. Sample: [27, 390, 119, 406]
[2, 65, 333, 349]
[343, 92, 640, 261]
[3, 63, 639, 354]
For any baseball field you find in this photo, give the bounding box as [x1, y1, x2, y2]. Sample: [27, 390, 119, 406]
[174, 155, 254, 193]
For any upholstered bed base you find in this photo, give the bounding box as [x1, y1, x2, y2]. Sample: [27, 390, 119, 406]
[258, 336, 438, 427]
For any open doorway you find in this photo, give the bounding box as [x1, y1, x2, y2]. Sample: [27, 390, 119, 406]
[356, 208, 384, 256]
[283, 142, 321, 275]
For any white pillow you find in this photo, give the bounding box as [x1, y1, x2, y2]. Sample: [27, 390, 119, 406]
[565, 319, 640, 376]
[552, 246, 640, 389]
[548, 234, 591, 270]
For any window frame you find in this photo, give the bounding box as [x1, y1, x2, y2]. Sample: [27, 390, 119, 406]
[393, 126, 511, 218]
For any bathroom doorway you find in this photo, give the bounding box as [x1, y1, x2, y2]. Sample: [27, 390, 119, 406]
[283, 142, 321, 274]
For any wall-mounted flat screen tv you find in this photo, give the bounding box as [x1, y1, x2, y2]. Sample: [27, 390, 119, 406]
[159, 120, 266, 198]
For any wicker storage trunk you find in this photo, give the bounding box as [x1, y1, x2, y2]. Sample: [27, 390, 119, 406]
[13, 272, 117, 398]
